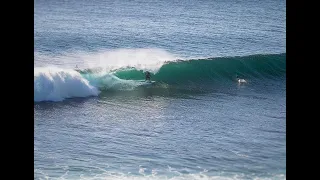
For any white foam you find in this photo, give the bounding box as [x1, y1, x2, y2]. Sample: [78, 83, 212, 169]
[85, 48, 181, 73]
[34, 67, 100, 102]
[34, 66, 157, 102]
[35, 48, 182, 73]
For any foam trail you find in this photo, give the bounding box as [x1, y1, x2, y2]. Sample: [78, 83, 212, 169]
[81, 72, 149, 91]
[34, 67, 99, 102]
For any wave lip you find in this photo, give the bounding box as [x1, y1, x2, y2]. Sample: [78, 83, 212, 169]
[34, 67, 100, 102]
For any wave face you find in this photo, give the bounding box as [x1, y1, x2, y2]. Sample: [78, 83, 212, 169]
[34, 53, 285, 102]
[112, 53, 286, 84]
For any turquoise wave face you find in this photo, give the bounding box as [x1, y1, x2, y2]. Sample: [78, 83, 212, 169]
[79, 53, 286, 85]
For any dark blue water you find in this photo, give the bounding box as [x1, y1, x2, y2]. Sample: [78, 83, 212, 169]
[34, 0, 286, 179]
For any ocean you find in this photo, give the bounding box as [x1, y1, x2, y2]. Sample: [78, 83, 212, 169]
[34, 0, 286, 179]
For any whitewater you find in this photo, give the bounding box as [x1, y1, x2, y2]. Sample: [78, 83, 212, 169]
[34, 48, 178, 102]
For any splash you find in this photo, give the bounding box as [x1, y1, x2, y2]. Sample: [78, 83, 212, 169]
[34, 67, 99, 102]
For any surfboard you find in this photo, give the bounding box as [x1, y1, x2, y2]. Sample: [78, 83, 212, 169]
[136, 80, 156, 86]
[237, 78, 247, 83]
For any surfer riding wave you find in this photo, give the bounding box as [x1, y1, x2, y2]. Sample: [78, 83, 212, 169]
[145, 71, 151, 81]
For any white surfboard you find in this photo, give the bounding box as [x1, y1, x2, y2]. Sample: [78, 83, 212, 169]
[237, 78, 247, 83]
[136, 80, 156, 86]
